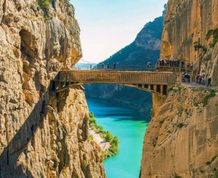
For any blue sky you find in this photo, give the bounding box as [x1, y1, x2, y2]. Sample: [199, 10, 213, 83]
[70, 0, 167, 63]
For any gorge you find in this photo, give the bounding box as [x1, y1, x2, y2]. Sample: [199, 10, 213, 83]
[0, 0, 218, 178]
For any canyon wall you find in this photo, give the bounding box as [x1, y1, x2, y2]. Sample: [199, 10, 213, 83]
[0, 0, 105, 177]
[161, 0, 218, 85]
[141, 0, 218, 177]
[141, 88, 218, 178]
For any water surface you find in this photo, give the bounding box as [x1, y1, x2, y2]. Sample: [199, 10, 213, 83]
[87, 98, 150, 178]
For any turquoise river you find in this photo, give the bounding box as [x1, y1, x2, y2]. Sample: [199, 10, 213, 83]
[86, 98, 150, 178]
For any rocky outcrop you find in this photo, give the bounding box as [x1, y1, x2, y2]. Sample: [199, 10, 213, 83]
[0, 0, 105, 177]
[141, 0, 218, 177]
[161, 0, 218, 85]
[141, 87, 218, 178]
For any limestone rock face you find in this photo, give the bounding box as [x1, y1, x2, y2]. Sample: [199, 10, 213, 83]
[141, 1, 218, 177]
[141, 88, 218, 178]
[161, 0, 218, 85]
[0, 0, 105, 177]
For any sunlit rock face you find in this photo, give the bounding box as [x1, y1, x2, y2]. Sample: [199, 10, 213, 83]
[161, 0, 218, 85]
[0, 0, 105, 177]
[141, 88, 218, 178]
[141, 1, 218, 177]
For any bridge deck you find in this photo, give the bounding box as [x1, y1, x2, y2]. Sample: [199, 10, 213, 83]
[56, 70, 176, 86]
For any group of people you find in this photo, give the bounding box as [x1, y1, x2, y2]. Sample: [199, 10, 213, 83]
[157, 59, 194, 71]
[158, 59, 183, 68]
[196, 73, 212, 87]
[96, 59, 213, 87]
[98, 63, 118, 70]
[182, 72, 212, 87]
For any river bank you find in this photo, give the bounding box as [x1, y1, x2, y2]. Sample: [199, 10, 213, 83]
[86, 98, 150, 178]
[88, 112, 119, 158]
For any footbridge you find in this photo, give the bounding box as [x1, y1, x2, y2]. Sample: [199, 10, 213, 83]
[53, 70, 177, 96]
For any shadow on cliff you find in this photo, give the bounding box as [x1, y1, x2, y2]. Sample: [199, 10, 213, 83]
[0, 79, 59, 178]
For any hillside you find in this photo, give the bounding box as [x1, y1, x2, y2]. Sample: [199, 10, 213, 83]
[85, 16, 164, 113]
[99, 16, 163, 69]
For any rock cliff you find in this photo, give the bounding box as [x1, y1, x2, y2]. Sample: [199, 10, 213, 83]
[161, 0, 218, 85]
[141, 0, 218, 177]
[141, 87, 218, 178]
[0, 0, 105, 177]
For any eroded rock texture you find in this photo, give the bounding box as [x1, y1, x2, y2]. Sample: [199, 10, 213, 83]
[141, 0, 218, 177]
[0, 0, 105, 177]
[141, 88, 218, 178]
[161, 0, 218, 85]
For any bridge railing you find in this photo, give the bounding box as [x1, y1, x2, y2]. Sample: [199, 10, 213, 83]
[56, 70, 177, 86]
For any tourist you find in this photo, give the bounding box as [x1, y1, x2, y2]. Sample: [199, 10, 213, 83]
[52, 0, 56, 10]
[199, 75, 203, 84]
[201, 73, 206, 85]
[187, 73, 191, 83]
[196, 74, 200, 84]
[183, 72, 191, 83]
[207, 77, 212, 87]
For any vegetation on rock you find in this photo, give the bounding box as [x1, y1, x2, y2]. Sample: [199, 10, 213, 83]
[203, 89, 216, 106]
[206, 28, 218, 47]
[37, 0, 51, 13]
[89, 112, 119, 159]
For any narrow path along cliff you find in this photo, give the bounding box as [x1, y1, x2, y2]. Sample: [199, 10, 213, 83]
[141, 0, 218, 177]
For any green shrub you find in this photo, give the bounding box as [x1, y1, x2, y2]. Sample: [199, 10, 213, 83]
[96, 125, 104, 133]
[203, 90, 216, 106]
[88, 112, 119, 159]
[37, 0, 52, 17]
[105, 131, 113, 142]
[89, 112, 94, 118]
[108, 136, 119, 156]
[109, 143, 118, 155]
[112, 136, 119, 145]
[88, 135, 94, 141]
[206, 28, 218, 47]
[37, 0, 51, 10]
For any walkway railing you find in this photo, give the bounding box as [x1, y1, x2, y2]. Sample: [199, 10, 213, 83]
[56, 70, 176, 85]
[53, 70, 177, 95]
